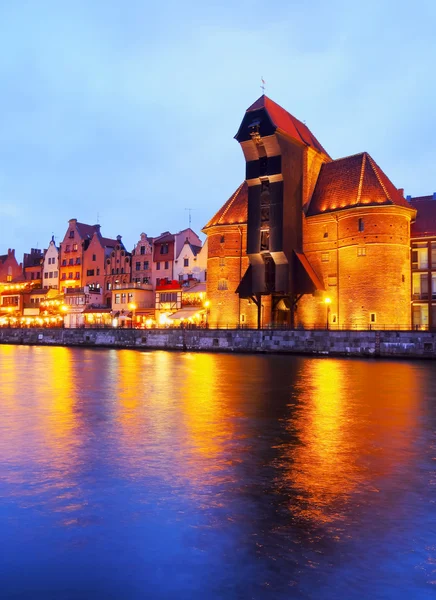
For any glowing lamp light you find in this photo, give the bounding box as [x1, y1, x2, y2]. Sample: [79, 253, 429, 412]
[324, 297, 332, 305]
[204, 300, 210, 308]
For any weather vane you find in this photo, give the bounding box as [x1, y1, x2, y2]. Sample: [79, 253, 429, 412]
[260, 76, 266, 94]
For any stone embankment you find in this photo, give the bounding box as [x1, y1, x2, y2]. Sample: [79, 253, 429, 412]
[0, 327, 435, 359]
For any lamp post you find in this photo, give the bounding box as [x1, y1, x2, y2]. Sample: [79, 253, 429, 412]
[324, 297, 332, 330]
[128, 302, 137, 329]
[204, 300, 210, 329]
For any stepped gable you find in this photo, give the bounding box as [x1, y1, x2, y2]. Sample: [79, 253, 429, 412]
[203, 182, 248, 230]
[410, 196, 436, 238]
[306, 152, 411, 216]
[237, 95, 329, 157]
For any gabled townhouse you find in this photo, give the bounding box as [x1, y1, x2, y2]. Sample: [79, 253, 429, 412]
[104, 235, 132, 305]
[174, 238, 207, 285]
[23, 248, 44, 283]
[131, 233, 153, 285]
[42, 236, 59, 290]
[82, 228, 117, 304]
[59, 219, 100, 290]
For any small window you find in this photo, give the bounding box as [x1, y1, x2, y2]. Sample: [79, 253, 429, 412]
[140, 246, 145, 255]
[76, 258, 81, 265]
[165, 261, 169, 270]
[321, 253, 329, 262]
[114, 294, 120, 304]
[260, 229, 270, 251]
[62, 273, 66, 280]
[92, 254, 96, 261]
[219, 257, 226, 267]
[96, 268, 100, 276]
[144, 261, 149, 270]
[66, 245, 70, 252]
[69, 230, 74, 238]
[331, 314, 337, 324]
[156, 262, 161, 271]
[69, 258, 74, 265]
[220, 235, 225, 244]
[358, 218, 364, 232]
[241, 314, 246, 323]
[184, 258, 189, 267]
[62, 259, 66, 266]
[44, 272, 48, 279]
[402, 274, 405, 283]
[72, 243, 78, 251]
[370, 313, 376, 323]
[357, 247, 366, 256]
[75, 272, 80, 279]
[136, 262, 141, 271]
[323, 227, 328, 239]
[218, 278, 228, 291]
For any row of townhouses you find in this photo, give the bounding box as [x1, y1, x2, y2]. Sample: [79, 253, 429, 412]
[1, 94, 436, 330]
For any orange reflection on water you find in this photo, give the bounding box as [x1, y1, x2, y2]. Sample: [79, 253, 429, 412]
[280, 359, 421, 525]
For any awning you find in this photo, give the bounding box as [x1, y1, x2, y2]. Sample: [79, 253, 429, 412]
[82, 307, 112, 314]
[167, 307, 204, 320]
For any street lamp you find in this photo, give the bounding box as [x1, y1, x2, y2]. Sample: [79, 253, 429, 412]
[128, 302, 137, 329]
[324, 297, 332, 330]
[204, 300, 210, 328]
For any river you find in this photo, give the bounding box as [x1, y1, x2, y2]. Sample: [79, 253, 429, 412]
[0, 345, 435, 599]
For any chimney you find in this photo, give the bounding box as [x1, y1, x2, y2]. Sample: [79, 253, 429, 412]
[406, 195, 412, 201]
[116, 235, 122, 242]
[398, 188, 404, 196]
[68, 218, 77, 224]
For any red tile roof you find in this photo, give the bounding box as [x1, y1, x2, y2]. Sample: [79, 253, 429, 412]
[242, 95, 329, 157]
[203, 182, 248, 230]
[306, 152, 412, 216]
[410, 197, 436, 238]
[76, 222, 100, 239]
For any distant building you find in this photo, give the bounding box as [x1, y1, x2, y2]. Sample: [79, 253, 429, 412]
[409, 193, 436, 329]
[152, 228, 202, 287]
[131, 233, 153, 285]
[63, 286, 104, 328]
[42, 236, 59, 290]
[111, 283, 154, 328]
[174, 237, 207, 285]
[59, 219, 100, 290]
[104, 235, 132, 304]
[0, 249, 22, 283]
[82, 229, 118, 304]
[23, 248, 43, 283]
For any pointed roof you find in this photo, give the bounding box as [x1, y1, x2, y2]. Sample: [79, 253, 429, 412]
[203, 182, 248, 230]
[236, 95, 329, 157]
[306, 152, 412, 216]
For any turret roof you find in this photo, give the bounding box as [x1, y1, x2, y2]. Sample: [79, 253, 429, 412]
[203, 182, 248, 230]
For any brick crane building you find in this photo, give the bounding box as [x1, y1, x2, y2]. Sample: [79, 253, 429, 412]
[203, 95, 416, 329]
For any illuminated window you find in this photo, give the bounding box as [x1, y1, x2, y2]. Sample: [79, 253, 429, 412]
[73, 244, 78, 251]
[121, 293, 126, 303]
[357, 247, 366, 256]
[370, 313, 376, 323]
[321, 253, 329, 262]
[358, 218, 364, 232]
[114, 294, 120, 304]
[218, 278, 228, 291]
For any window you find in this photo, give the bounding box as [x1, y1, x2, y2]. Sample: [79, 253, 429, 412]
[156, 278, 161, 285]
[66, 245, 70, 252]
[72, 243, 78, 251]
[62, 259, 66, 266]
[144, 261, 149, 270]
[160, 292, 177, 303]
[165, 261, 169, 270]
[140, 246, 145, 255]
[76, 258, 81, 265]
[156, 262, 161, 271]
[323, 227, 328, 239]
[357, 247, 366, 256]
[321, 253, 329, 262]
[49, 272, 53, 279]
[218, 278, 228, 290]
[107, 282, 112, 291]
[87, 269, 95, 276]
[241, 314, 246, 323]
[68, 272, 73, 279]
[53, 271, 58, 278]
[261, 205, 270, 224]
[128, 293, 133, 302]
[112, 268, 115, 275]
[75, 272, 80, 279]
[160, 244, 169, 255]
[96, 268, 100, 276]
[331, 314, 337, 324]
[219, 257, 226, 267]
[121, 268, 124, 274]
[370, 313, 376, 323]
[92, 254, 96, 261]
[184, 258, 189, 267]
[121, 293, 126, 303]
[358, 218, 364, 232]
[136, 262, 141, 271]
[69, 230, 74, 238]
[115, 294, 120, 304]
[62, 273, 66, 280]
[69, 259, 74, 265]
[412, 242, 429, 269]
[260, 229, 270, 251]
[220, 235, 225, 244]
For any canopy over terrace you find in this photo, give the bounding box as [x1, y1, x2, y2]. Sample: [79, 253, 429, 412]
[167, 306, 205, 324]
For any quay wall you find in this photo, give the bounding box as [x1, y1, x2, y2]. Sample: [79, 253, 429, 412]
[0, 328, 436, 359]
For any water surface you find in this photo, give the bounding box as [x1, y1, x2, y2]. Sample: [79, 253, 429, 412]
[0, 345, 435, 599]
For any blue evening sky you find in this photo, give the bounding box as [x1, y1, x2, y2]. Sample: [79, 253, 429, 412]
[0, 0, 435, 259]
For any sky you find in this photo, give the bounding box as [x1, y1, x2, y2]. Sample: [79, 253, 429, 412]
[0, 0, 435, 259]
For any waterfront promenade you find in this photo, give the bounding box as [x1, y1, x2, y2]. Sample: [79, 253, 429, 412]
[0, 327, 435, 359]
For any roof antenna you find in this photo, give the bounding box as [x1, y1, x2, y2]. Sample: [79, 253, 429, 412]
[97, 212, 100, 224]
[185, 207, 194, 229]
[260, 76, 266, 94]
